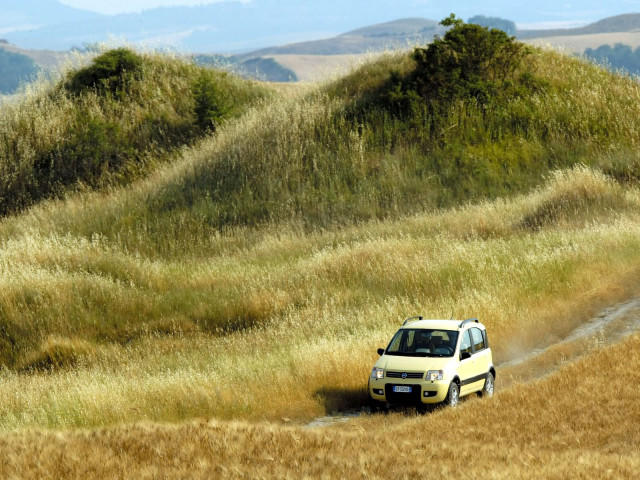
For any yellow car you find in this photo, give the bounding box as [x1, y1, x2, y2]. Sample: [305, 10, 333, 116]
[368, 317, 495, 409]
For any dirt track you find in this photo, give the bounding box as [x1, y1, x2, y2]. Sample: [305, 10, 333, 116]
[307, 298, 640, 427]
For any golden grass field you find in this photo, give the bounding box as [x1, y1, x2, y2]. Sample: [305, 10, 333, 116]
[1, 40, 640, 477]
[0, 166, 639, 478]
[1, 332, 638, 478]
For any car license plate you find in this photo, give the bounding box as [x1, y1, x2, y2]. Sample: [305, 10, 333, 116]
[393, 386, 412, 393]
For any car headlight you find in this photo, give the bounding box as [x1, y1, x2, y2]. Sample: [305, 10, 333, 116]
[426, 370, 443, 381]
[370, 367, 384, 379]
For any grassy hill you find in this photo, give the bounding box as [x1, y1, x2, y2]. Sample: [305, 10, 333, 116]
[0, 47, 270, 216]
[1, 18, 640, 477]
[519, 13, 640, 38]
[238, 18, 445, 57]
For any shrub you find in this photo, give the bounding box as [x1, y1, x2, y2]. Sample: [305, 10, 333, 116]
[377, 15, 532, 116]
[193, 70, 233, 132]
[66, 48, 144, 97]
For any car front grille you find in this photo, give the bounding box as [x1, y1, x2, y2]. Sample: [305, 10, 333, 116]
[386, 371, 424, 379]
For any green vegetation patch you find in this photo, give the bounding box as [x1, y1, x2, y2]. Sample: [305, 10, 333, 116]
[0, 48, 270, 216]
[66, 48, 144, 97]
[378, 14, 532, 115]
[144, 16, 640, 234]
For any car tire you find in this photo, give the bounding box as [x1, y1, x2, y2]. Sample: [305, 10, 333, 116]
[444, 381, 459, 407]
[478, 372, 494, 398]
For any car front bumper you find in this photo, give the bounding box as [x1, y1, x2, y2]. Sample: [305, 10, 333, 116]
[369, 379, 449, 404]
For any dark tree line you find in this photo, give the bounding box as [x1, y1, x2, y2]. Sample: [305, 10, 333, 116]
[468, 15, 517, 36]
[584, 43, 640, 75]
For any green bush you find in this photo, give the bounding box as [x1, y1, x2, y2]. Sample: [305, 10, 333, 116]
[66, 48, 144, 97]
[380, 14, 532, 116]
[193, 70, 233, 132]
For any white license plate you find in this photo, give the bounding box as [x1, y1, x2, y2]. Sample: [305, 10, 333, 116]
[393, 386, 412, 393]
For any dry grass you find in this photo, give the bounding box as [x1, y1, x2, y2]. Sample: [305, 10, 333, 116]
[0, 167, 639, 431]
[1, 332, 638, 479]
[1, 45, 640, 478]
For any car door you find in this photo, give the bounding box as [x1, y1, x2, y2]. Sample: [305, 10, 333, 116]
[468, 327, 490, 391]
[457, 329, 476, 396]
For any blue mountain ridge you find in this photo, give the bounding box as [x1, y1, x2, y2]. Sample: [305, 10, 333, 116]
[3, 0, 640, 53]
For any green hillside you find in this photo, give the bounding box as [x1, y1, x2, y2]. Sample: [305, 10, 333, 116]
[0, 18, 640, 435]
[143, 17, 640, 235]
[6, 19, 640, 229]
[0, 48, 270, 216]
[518, 12, 640, 38]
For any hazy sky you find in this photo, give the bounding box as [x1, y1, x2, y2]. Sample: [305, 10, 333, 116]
[52, 0, 640, 25]
[59, 1, 231, 15]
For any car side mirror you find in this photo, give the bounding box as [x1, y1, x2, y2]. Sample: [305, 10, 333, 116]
[377, 348, 385, 356]
[460, 351, 472, 361]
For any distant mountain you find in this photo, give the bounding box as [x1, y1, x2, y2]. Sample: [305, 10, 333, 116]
[6, 1, 445, 52]
[518, 13, 640, 38]
[0, 46, 39, 94]
[6, 1, 640, 54]
[194, 54, 298, 82]
[0, 42, 66, 69]
[238, 18, 445, 57]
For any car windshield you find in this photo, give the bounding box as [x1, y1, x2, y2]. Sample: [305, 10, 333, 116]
[385, 329, 459, 357]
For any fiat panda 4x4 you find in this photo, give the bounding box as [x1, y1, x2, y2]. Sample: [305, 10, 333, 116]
[368, 317, 495, 409]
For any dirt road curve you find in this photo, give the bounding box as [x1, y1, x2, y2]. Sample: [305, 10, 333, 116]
[307, 298, 640, 427]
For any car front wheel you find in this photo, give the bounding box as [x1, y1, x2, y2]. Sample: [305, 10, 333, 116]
[444, 382, 459, 407]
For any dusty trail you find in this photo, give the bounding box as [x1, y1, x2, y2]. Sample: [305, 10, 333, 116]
[500, 297, 640, 368]
[498, 297, 640, 388]
[306, 297, 640, 428]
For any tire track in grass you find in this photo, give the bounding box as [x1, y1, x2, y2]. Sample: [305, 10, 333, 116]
[306, 298, 640, 427]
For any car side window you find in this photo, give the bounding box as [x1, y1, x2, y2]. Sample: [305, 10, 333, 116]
[460, 330, 472, 357]
[470, 328, 485, 352]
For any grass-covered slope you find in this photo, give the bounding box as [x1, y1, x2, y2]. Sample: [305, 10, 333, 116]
[1, 19, 640, 434]
[0, 48, 269, 216]
[142, 20, 640, 233]
[2, 332, 639, 478]
[0, 167, 639, 428]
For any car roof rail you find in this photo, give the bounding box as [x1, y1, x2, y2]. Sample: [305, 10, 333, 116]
[403, 315, 424, 325]
[459, 317, 479, 328]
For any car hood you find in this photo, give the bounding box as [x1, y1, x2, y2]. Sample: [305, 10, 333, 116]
[377, 355, 451, 372]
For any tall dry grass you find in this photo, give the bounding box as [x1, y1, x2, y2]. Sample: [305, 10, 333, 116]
[0, 42, 640, 445]
[1, 332, 638, 479]
[0, 47, 269, 216]
[0, 166, 639, 430]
